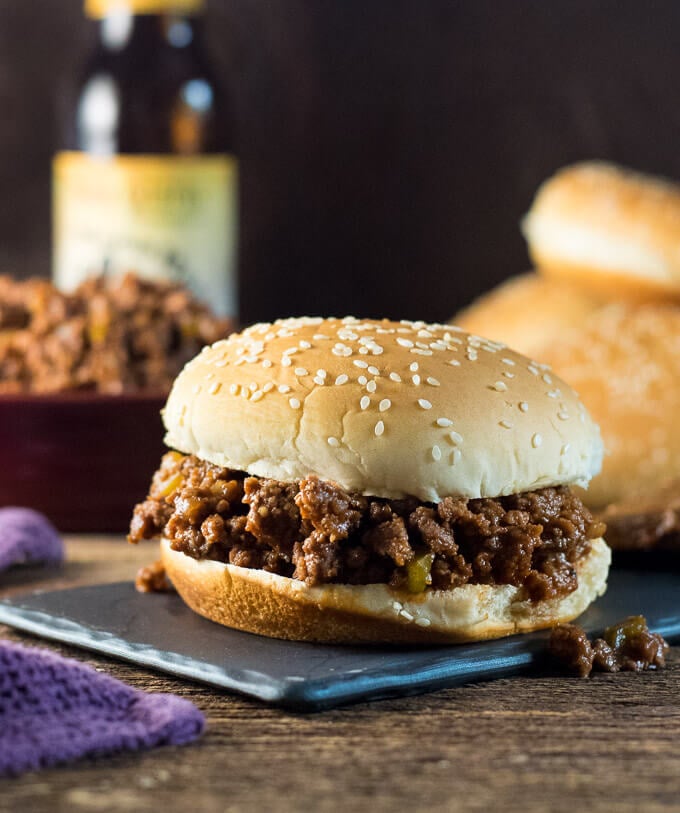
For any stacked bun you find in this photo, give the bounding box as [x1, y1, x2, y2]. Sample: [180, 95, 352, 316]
[522, 162, 680, 302]
[456, 162, 680, 529]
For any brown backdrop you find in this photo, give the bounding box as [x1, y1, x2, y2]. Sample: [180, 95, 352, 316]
[2, 0, 680, 323]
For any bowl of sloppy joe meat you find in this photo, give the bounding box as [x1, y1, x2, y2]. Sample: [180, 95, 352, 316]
[0, 273, 232, 532]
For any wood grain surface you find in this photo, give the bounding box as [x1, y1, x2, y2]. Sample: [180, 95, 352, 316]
[1, 538, 679, 812]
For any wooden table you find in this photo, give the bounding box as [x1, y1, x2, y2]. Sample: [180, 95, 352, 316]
[1, 538, 679, 813]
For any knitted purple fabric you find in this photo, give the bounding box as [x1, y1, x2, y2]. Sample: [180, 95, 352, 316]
[0, 508, 64, 572]
[0, 642, 205, 777]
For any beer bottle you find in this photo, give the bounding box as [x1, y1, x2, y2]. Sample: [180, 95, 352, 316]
[53, 0, 237, 317]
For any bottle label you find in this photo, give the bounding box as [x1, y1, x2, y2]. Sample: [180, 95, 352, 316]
[85, 0, 204, 19]
[53, 152, 238, 316]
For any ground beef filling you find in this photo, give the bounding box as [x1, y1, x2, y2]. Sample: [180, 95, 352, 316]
[128, 452, 606, 601]
[549, 617, 670, 677]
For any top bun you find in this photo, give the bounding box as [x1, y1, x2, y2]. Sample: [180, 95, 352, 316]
[523, 161, 680, 300]
[163, 317, 603, 502]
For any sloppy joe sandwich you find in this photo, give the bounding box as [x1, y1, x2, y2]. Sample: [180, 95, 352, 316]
[129, 317, 610, 644]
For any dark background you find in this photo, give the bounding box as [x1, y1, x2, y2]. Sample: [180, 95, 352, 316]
[2, 0, 680, 323]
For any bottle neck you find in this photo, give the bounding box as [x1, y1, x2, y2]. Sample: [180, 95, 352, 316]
[96, 12, 204, 53]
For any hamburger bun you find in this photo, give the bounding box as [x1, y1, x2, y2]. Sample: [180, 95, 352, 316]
[527, 303, 680, 508]
[455, 272, 605, 358]
[163, 318, 603, 503]
[522, 162, 680, 301]
[149, 317, 607, 643]
[454, 286, 680, 509]
[161, 536, 610, 644]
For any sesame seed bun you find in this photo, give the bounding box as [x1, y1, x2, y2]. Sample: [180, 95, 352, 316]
[161, 537, 611, 644]
[163, 317, 603, 502]
[455, 272, 605, 358]
[453, 282, 680, 510]
[522, 162, 680, 301]
[526, 303, 680, 509]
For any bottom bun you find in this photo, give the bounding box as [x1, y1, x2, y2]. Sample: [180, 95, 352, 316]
[161, 537, 611, 644]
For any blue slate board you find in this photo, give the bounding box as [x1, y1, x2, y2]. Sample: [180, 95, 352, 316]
[0, 571, 678, 711]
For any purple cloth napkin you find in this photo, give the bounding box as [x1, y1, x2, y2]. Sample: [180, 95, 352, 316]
[0, 642, 205, 777]
[0, 507, 64, 573]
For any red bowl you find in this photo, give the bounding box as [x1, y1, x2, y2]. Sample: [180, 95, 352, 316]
[0, 392, 166, 533]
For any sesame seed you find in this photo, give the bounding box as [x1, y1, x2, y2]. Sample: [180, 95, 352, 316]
[289, 398, 301, 409]
[379, 398, 391, 412]
[499, 420, 513, 429]
[192, 384, 201, 394]
[451, 448, 462, 465]
[316, 369, 327, 379]
[249, 382, 257, 392]
[448, 359, 461, 366]
[558, 412, 570, 421]
[367, 365, 380, 376]
[208, 382, 221, 395]
[532, 433, 543, 448]
[353, 359, 368, 368]
[313, 334, 330, 341]
[412, 374, 421, 386]
[263, 382, 274, 393]
[360, 396, 370, 410]
[283, 347, 298, 356]
[547, 389, 562, 399]
[449, 430, 463, 444]
[519, 401, 529, 412]
[366, 380, 377, 393]
[374, 420, 385, 437]
[392, 601, 403, 611]
[410, 362, 419, 372]
[426, 377, 440, 387]
[400, 609, 414, 621]
[561, 443, 571, 455]
[278, 384, 291, 394]
[214, 358, 228, 368]
[229, 383, 239, 395]
[397, 338, 414, 348]
[389, 372, 402, 382]
[358, 347, 369, 354]
[294, 367, 308, 377]
[262, 359, 273, 368]
[490, 381, 508, 392]
[358, 375, 368, 386]
[251, 390, 264, 402]
[415, 617, 431, 627]
[501, 358, 516, 366]
[503, 371, 515, 379]
[436, 418, 453, 427]
[327, 436, 340, 447]
[542, 373, 552, 384]
[335, 374, 349, 386]
[418, 399, 432, 410]
[313, 376, 325, 385]
[431, 445, 442, 461]
[412, 348, 433, 356]
[299, 340, 311, 349]
[204, 372, 215, 381]
[281, 356, 292, 367]
[528, 365, 539, 376]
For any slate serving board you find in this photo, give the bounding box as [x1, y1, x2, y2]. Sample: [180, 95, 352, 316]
[0, 571, 679, 711]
